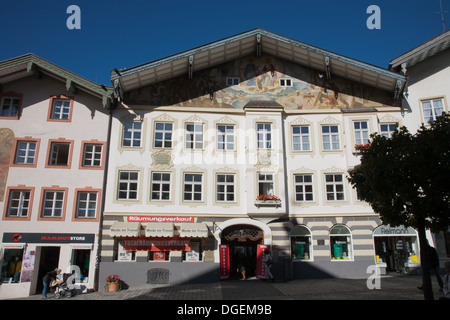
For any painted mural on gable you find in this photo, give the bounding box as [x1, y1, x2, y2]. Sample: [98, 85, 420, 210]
[125, 55, 398, 109]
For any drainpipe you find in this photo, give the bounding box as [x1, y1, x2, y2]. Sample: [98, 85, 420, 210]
[93, 100, 116, 291]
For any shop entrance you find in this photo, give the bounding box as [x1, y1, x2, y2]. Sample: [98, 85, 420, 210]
[221, 225, 263, 279]
[374, 236, 417, 273]
[35, 247, 60, 294]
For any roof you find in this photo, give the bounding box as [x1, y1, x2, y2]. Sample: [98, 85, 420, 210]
[111, 28, 406, 95]
[389, 29, 450, 71]
[0, 54, 114, 108]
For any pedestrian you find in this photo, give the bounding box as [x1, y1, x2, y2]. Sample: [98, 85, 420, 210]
[263, 250, 274, 282]
[440, 261, 450, 300]
[42, 268, 61, 299]
[418, 241, 443, 292]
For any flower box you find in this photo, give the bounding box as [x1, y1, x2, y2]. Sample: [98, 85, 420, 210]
[254, 195, 281, 207]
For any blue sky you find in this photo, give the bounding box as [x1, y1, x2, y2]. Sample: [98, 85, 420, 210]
[0, 0, 448, 86]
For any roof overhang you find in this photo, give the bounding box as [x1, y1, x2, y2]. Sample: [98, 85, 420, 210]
[389, 30, 450, 72]
[112, 28, 406, 97]
[0, 54, 115, 109]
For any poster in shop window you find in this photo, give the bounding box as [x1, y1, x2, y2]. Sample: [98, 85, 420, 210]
[185, 242, 200, 262]
[219, 244, 230, 280]
[256, 244, 270, 279]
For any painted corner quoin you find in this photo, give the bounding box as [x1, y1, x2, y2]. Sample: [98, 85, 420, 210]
[125, 54, 399, 109]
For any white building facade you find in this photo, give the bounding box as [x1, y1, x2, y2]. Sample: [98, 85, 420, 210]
[99, 29, 429, 288]
[0, 54, 113, 298]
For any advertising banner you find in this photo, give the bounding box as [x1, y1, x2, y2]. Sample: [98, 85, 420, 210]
[123, 236, 190, 251]
[219, 244, 230, 280]
[256, 244, 270, 279]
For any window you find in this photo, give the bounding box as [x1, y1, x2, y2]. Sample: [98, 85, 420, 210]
[183, 173, 203, 201]
[76, 191, 98, 219]
[82, 143, 103, 167]
[41, 190, 65, 218]
[294, 174, 313, 202]
[183, 240, 203, 262]
[258, 173, 274, 196]
[217, 125, 235, 150]
[421, 98, 445, 124]
[353, 121, 370, 146]
[226, 77, 240, 86]
[380, 123, 397, 138]
[122, 121, 142, 147]
[185, 123, 203, 149]
[14, 140, 37, 165]
[330, 225, 353, 260]
[321, 125, 340, 150]
[154, 122, 173, 148]
[6, 189, 32, 218]
[50, 99, 71, 120]
[48, 141, 72, 167]
[280, 78, 292, 87]
[325, 174, 345, 201]
[290, 226, 312, 260]
[1, 248, 24, 283]
[257, 123, 272, 149]
[118, 171, 139, 200]
[150, 172, 171, 201]
[292, 126, 311, 151]
[1, 95, 21, 119]
[216, 174, 235, 202]
[114, 240, 136, 262]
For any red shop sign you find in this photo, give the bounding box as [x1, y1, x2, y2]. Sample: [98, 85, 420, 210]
[256, 244, 270, 279]
[123, 236, 191, 251]
[219, 244, 230, 280]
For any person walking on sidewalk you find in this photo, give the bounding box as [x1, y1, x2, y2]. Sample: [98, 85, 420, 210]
[263, 250, 274, 282]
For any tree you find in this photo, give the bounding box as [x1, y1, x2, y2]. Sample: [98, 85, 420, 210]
[348, 113, 450, 300]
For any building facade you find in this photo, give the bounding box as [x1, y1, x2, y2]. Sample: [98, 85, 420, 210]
[0, 54, 113, 298]
[98, 29, 431, 289]
[390, 29, 450, 266]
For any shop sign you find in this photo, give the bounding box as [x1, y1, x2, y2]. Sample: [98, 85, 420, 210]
[2, 233, 95, 244]
[256, 245, 270, 279]
[127, 216, 194, 223]
[123, 236, 190, 251]
[374, 225, 417, 236]
[219, 245, 230, 280]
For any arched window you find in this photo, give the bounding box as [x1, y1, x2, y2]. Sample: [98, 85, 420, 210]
[290, 226, 312, 261]
[330, 225, 353, 260]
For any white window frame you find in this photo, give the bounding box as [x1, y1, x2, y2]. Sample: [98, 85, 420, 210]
[321, 125, 340, 151]
[42, 190, 65, 217]
[280, 78, 293, 87]
[122, 121, 142, 148]
[292, 125, 311, 151]
[150, 172, 171, 201]
[216, 173, 235, 202]
[353, 120, 370, 146]
[1, 96, 20, 118]
[325, 174, 345, 201]
[185, 123, 204, 150]
[379, 123, 397, 138]
[117, 171, 139, 200]
[294, 174, 314, 202]
[257, 123, 272, 149]
[82, 144, 103, 167]
[421, 97, 445, 124]
[50, 99, 71, 120]
[7, 190, 31, 217]
[183, 173, 203, 202]
[76, 191, 98, 218]
[217, 124, 235, 151]
[154, 122, 173, 149]
[15, 141, 37, 165]
[258, 173, 274, 196]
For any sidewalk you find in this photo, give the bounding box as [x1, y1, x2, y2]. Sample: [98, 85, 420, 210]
[10, 274, 447, 300]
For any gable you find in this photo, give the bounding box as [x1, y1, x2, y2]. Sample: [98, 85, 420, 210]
[125, 54, 399, 110]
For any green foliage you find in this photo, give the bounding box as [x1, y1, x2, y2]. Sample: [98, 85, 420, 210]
[349, 113, 450, 233]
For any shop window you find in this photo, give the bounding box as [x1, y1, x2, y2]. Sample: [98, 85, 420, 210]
[148, 251, 170, 261]
[1, 248, 24, 283]
[330, 225, 353, 260]
[71, 249, 90, 283]
[114, 239, 136, 262]
[183, 240, 203, 262]
[290, 226, 312, 261]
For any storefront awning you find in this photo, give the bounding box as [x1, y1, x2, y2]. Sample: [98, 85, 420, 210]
[179, 223, 209, 238]
[145, 222, 174, 237]
[110, 222, 141, 237]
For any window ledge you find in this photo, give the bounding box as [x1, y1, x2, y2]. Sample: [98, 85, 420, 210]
[254, 200, 281, 208]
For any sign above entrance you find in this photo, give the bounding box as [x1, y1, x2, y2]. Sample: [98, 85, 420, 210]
[127, 216, 194, 223]
[2, 233, 95, 244]
[123, 236, 190, 251]
[374, 225, 417, 236]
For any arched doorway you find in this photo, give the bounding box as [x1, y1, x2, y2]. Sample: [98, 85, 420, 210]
[221, 224, 263, 279]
